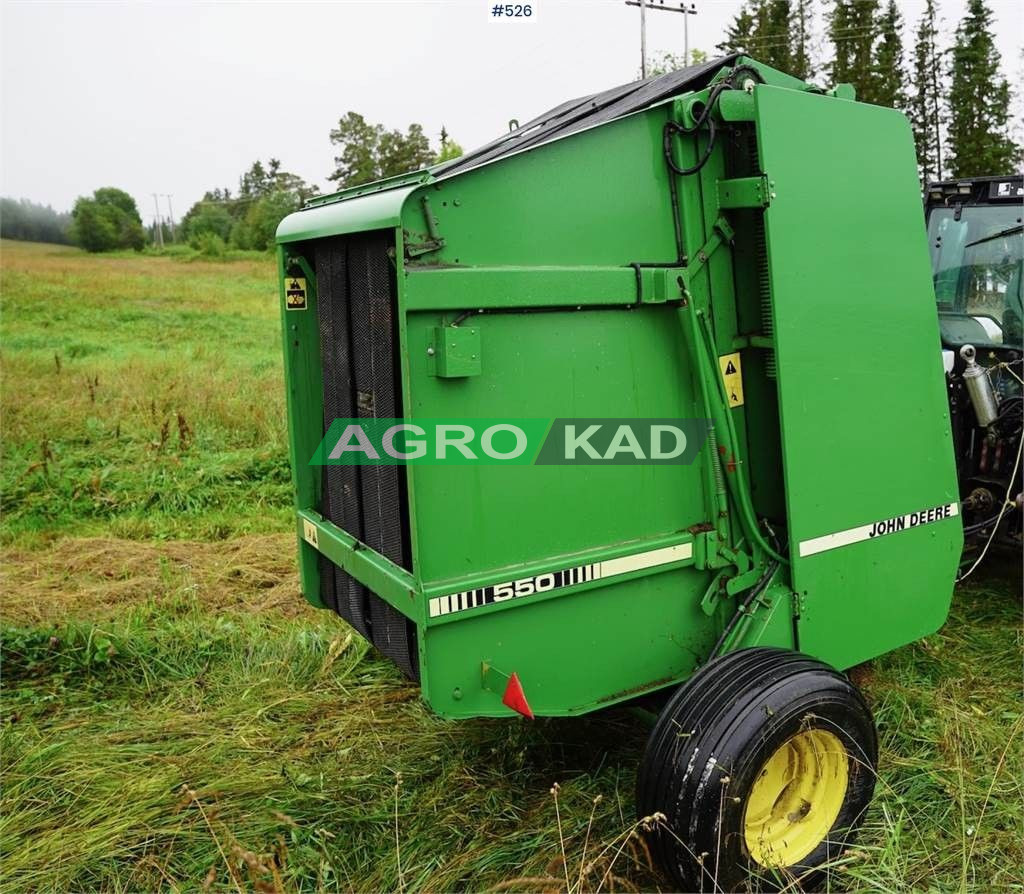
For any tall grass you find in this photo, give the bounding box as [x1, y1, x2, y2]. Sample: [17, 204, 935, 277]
[1, 560, 1018, 892]
[0, 241, 290, 545]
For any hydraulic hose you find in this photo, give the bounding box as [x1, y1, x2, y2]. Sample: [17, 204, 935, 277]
[677, 303, 731, 543]
[695, 309, 789, 565]
[708, 559, 779, 660]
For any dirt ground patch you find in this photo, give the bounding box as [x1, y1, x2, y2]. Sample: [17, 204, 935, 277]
[0, 534, 312, 624]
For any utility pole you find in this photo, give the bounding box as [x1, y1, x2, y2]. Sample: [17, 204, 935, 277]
[151, 194, 164, 249]
[640, 0, 647, 78]
[162, 194, 176, 242]
[624, 1, 699, 71]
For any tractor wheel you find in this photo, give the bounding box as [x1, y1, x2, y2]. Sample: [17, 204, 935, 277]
[636, 647, 877, 892]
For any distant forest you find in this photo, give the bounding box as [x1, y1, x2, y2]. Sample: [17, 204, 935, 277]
[0, 198, 72, 245]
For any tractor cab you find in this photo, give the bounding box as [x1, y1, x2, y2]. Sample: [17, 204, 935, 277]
[925, 174, 1022, 552]
[926, 174, 1023, 350]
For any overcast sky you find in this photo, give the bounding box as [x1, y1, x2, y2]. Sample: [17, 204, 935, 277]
[2, 0, 1021, 225]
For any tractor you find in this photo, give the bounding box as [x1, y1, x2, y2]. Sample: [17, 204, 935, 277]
[925, 174, 1023, 570]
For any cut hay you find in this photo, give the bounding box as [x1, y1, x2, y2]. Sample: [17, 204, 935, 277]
[0, 534, 308, 624]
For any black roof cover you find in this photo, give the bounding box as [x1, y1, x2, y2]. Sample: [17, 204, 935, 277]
[435, 54, 740, 177]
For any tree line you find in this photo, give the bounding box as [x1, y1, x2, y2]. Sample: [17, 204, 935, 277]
[169, 116, 462, 256]
[3, 2, 1018, 252]
[0, 118, 462, 253]
[0, 198, 73, 245]
[717, 0, 1021, 181]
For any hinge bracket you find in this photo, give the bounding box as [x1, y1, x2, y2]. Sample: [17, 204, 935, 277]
[718, 175, 772, 209]
[405, 195, 446, 258]
[687, 216, 735, 280]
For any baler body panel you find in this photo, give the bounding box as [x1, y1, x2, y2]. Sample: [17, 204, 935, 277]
[752, 87, 962, 669]
[403, 314, 706, 582]
[276, 184, 420, 243]
[276, 56, 961, 719]
[404, 111, 678, 267]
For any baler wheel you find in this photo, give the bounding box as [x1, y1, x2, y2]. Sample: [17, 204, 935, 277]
[636, 647, 877, 891]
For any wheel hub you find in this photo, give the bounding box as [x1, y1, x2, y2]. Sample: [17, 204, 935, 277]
[743, 727, 849, 867]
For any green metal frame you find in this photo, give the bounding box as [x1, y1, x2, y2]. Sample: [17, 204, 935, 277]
[276, 57, 962, 719]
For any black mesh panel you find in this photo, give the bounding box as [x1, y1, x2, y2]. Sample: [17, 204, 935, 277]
[314, 232, 417, 679]
[316, 241, 370, 637]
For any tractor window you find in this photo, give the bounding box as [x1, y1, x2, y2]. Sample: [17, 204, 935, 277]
[928, 205, 1024, 346]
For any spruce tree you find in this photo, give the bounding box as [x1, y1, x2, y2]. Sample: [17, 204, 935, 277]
[873, 1, 907, 110]
[828, 0, 881, 102]
[908, 0, 944, 182]
[717, 3, 757, 56]
[758, 1, 793, 75]
[791, 0, 815, 80]
[718, 0, 813, 79]
[947, 0, 1021, 177]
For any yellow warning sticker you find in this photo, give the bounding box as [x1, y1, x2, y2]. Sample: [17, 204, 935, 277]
[718, 352, 744, 407]
[302, 518, 319, 548]
[285, 276, 307, 310]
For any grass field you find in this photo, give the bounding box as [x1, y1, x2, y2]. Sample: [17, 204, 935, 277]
[1, 240, 1021, 893]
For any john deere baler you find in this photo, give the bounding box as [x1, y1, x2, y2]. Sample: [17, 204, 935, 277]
[276, 56, 961, 889]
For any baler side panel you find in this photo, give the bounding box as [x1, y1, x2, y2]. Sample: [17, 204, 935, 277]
[754, 87, 962, 669]
[423, 566, 714, 719]
[277, 248, 326, 608]
[405, 307, 708, 583]
[396, 106, 739, 715]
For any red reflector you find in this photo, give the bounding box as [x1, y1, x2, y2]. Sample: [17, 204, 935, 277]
[502, 672, 534, 719]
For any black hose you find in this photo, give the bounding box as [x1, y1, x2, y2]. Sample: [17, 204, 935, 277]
[664, 116, 719, 176]
[707, 560, 779, 661]
[662, 64, 764, 178]
[963, 508, 1017, 536]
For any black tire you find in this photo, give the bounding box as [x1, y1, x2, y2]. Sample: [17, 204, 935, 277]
[636, 647, 877, 892]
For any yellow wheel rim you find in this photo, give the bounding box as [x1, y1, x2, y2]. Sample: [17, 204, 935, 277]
[743, 728, 849, 868]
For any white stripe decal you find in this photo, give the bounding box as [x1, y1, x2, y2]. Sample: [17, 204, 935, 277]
[798, 501, 959, 558]
[426, 542, 693, 619]
[599, 543, 693, 578]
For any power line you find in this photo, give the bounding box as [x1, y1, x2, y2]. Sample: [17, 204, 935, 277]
[625, 0, 699, 76]
[719, 28, 895, 59]
[726, 25, 880, 50]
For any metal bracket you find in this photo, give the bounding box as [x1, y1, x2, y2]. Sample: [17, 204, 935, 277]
[405, 195, 446, 258]
[634, 266, 680, 304]
[429, 325, 482, 378]
[481, 661, 510, 693]
[695, 516, 771, 615]
[718, 175, 772, 210]
[286, 253, 316, 288]
[695, 531, 757, 614]
[688, 216, 735, 279]
[699, 569, 729, 616]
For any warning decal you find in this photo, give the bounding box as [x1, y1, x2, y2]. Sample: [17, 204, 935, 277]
[302, 518, 319, 548]
[718, 352, 744, 406]
[285, 276, 307, 310]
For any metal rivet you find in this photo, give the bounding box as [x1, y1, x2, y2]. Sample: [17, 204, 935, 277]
[426, 347, 435, 356]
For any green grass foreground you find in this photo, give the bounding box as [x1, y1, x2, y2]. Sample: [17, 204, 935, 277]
[1, 241, 1021, 892]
